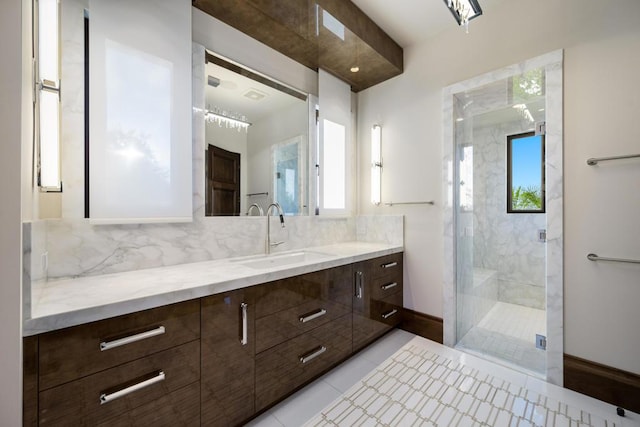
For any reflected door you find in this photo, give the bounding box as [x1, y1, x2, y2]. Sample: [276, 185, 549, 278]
[207, 145, 240, 216]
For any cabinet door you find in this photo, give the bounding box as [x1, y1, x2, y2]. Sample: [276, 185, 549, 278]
[201, 289, 255, 426]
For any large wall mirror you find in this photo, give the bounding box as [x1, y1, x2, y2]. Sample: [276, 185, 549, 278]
[203, 52, 311, 217]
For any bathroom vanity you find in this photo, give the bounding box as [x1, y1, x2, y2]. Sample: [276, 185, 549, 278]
[23, 243, 403, 426]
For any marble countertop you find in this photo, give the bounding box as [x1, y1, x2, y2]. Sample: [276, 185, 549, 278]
[24, 241, 403, 336]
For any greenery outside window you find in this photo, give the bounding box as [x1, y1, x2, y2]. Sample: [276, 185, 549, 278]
[507, 131, 545, 213]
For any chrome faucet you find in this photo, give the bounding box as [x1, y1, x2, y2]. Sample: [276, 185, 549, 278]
[265, 202, 285, 254]
[246, 203, 264, 216]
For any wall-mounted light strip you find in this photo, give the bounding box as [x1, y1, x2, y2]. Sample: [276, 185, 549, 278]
[371, 124, 382, 205]
[205, 110, 251, 132]
[36, 0, 62, 192]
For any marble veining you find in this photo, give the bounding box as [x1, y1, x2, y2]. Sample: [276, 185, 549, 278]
[25, 241, 402, 336]
[472, 122, 546, 310]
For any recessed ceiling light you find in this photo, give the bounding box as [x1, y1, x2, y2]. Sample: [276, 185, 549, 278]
[456, 118, 464, 122]
[243, 88, 267, 101]
[350, 66, 360, 73]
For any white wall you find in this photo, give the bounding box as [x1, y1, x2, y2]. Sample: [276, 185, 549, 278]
[357, 0, 640, 374]
[0, 0, 25, 423]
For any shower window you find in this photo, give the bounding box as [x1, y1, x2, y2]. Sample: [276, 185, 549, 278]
[507, 131, 545, 213]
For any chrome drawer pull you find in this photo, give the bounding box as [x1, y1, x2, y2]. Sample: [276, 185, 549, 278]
[299, 308, 327, 323]
[99, 371, 165, 405]
[381, 261, 398, 269]
[100, 326, 166, 351]
[240, 302, 248, 346]
[381, 309, 398, 319]
[381, 282, 398, 291]
[299, 346, 327, 364]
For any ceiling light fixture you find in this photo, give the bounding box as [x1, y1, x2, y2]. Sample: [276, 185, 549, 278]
[205, 108, 251, 132]
[444, 0, 482, 33]
[350, 66, 360, 73]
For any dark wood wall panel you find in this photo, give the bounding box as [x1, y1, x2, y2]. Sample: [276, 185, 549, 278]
[316, 0, 402, 69]
[193, 0, 403, 92]
[193, 0, 317, 70]
[564, 354, 640, 414]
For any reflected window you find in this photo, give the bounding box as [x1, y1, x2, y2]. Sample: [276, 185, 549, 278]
[507, 132, 545, 213]
[322, 119, 346, 210]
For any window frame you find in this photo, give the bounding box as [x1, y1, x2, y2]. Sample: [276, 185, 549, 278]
[506, 131, 546, 214]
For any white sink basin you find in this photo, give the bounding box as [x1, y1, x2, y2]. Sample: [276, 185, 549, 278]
[238, 251, 333, 269]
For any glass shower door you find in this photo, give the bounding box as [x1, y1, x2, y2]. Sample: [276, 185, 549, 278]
[454, 68, 548, 376]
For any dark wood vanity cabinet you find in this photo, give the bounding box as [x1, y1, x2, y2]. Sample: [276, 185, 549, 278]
[33, 300, 201, 426]
[353, 252, 404, 352]
[24, 252, 403, 426]
[201, 288, 256, 427]
[254, 265, 354, 411]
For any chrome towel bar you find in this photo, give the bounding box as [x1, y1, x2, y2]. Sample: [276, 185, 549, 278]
[383, 201, 435, 206]
[586, 153, 640, 166]
[587, 253, 640, 265]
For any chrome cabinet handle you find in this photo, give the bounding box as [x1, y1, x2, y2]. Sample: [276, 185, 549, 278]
[299, 346, 327, 364]
[381, 282, 398, 291]
[355, 271, 363, 299]
[381, 261, 398, 269]
[381, 309, 398, 319]
[100, 326, 165, 351]
[299, 308, 327, 323]
[240, 302, 248, 346]
[99, 371, 165, 405]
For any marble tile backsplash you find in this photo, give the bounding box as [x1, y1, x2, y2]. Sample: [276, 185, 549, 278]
[27, 215, 402, 280]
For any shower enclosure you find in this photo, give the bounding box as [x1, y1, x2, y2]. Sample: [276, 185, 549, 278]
[443, 51, 564, 384]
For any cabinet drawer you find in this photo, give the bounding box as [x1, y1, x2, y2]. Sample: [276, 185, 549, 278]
[39, 300, 200, 391]
[255, 314, 352, 411]
[95, 382, 200, 427]
[256, 299, 351, 353]
[370, 275, 403, 301]
[368, 252, 403, 279]
[39, 340, 200, 426]
[372, 292, 403, 328]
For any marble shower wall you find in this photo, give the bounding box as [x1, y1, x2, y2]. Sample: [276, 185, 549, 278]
[472, 122, 546, 310]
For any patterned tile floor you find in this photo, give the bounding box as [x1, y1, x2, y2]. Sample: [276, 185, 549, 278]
[247, 330, 640, 427]
[457, 302, 546, 376]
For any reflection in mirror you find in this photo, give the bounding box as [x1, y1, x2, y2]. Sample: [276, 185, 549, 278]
[204, 52, 309, 216]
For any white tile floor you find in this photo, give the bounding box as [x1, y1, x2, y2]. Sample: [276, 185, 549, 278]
[457, 302, 547, 376]
[246, 330, 640, 427]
